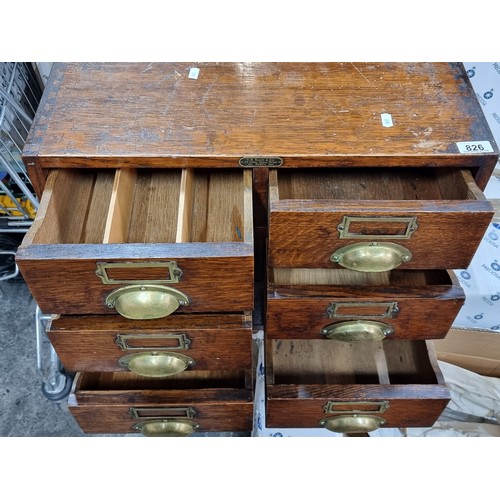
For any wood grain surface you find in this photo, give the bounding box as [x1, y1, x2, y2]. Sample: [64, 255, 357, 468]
[48, 313, 253, 372]
[268, 168, 494, 269]
[265, 339, 450, 428]
[16, 167, 254, 314]
[266, 268, 464, 339]
[16, 249, 254, 314]
[68, 371, 253, 433]
[23, 62, 498, 195]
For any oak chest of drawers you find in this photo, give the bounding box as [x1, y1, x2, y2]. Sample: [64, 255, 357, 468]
[17, 62, 498, 436]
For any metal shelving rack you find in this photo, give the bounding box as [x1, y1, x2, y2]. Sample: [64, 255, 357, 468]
[0, 62, 43, 280]
[0, 62, 71, 400]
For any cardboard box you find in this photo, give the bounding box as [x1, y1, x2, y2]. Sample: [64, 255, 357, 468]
[433, 328, 500, 378]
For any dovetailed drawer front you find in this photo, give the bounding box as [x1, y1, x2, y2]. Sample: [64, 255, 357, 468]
[266, 268, 464, 340]
[268, 168, 493, 270]
[47, 313, 253, 374]
[68, 371, 253, 435]
[16, 168, 254, 316]
[265, 339, 450, 432]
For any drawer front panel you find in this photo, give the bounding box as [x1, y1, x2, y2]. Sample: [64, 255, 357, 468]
[68, 372, 254, 434]
[269, 206, 492, 269]
[265, 389, 450, 430]
[17, 251, 254, 315]
[17, 167, 254, 315]
[69, 402, 253, 434]
[266, 287, 464, 340]
[265, 339, 450, 431]
[268, 168, 493, 270]
[48, 314, 253, 372]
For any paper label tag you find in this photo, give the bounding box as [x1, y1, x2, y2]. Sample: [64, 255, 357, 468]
[381, 113, 393, 127]
[456, 141, 494, 153]
[188, 67, 200, 79]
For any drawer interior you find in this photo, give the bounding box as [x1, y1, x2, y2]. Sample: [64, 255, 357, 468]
[270, 267, 453, 286]
[272, 167, 485, 202]
[268, 339, 438, 385]
[29, 168, 252, 245]
[76, 369, 248, 391]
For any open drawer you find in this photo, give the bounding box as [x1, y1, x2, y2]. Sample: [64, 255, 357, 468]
[16, 168, 254, 316]
[265, 339, 450, 432]
[48, 312, 253, 373]
[68, 370, 254, 435]
[266, 268, 464, 340]
[268, 167, 493, 270]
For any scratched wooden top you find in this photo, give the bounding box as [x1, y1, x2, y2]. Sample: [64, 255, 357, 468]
[23, 62, 498, 185]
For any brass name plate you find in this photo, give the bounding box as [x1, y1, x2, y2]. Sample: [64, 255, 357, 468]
[239, 157, 283, 167]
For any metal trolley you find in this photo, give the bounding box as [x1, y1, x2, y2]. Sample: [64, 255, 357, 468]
[1, 62, 72, 400]
[0, 62, 40, 278]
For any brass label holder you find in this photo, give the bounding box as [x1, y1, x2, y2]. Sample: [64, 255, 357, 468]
[115, 333, 192, 351]
[95, 261, 183, 285]
[327, 301, 399, 319]
[323, 400, 390, 415]
[337, 215, 418, 240]
[129, 406, 197, 420]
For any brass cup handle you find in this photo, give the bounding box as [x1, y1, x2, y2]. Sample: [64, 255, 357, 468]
[320, 415, 386, 434]
[133, 419, 199, 437]
[105, 284, 189, 320]
[331, 242, 412, 272]
[119, 351, 195, 377]
[322, 320, 393, 342]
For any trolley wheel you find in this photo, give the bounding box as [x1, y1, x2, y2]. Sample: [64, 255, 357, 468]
[41, 372, 74, 402]
[0, 233, 24, 281]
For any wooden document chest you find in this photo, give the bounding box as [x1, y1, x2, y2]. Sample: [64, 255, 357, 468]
[17, 62, 498, 436]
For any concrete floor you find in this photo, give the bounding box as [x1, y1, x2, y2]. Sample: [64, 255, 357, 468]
[0, 277, 85, 436]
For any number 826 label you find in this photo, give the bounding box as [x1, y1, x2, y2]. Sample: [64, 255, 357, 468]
[456, 141, 494, 153]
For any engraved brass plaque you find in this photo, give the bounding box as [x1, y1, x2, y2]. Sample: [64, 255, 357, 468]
[239, 157, 283, 167]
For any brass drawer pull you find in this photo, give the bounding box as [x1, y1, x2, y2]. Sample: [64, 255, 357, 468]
[331, 242, 412, 272]
[321, 320, 393, 342]
[320, 415, 386, 434]
[132, 419, 199, 437]
[118, 351, 195, 377]
[105, 284, 189, 319]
